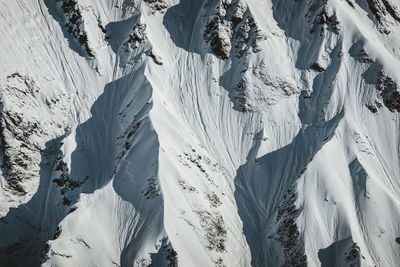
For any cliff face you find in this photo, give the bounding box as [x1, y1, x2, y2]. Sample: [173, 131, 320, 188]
[1, 0, 400, 266]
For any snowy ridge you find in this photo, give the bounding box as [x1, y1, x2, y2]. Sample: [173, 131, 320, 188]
[0, 0, 400, 266]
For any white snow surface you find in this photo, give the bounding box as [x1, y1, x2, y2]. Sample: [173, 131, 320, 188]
[0, 0, 400, 266]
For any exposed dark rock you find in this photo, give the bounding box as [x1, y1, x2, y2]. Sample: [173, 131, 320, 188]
[377, 72, 400, 112]
[58, 0, 94, 56]
[367, 0, 386, 25]
[124, 23, 147, 51]
[196, 210, 227, 253]
[53, 226, 62, 240]
[67, 206, 77, 214]
[63, 196, 71, 206]
[144, 0, 169, 14]
[148, 50, 163, 65]
[203, 0, 266, 60]
[76, 237, 91, 249]
[52, 154, 88, 205]
[151, 237, 178, 267]
[366, 100, 382, 113]
[178, 179, 197, 192]
[142, 177, 159, 199]
[215, 257, 227, 267]
[366, 0, 400, 33]
[346, 0, 356, 8]
[356, 49, 374, 63]
[274, 186, 308, 267]
[116, 121, 140, 162]
[344, 242, 361, 266]
[233, 77, 250, 112]
[232, 12, 265, 57]
[317, 9, 340, 34]
[382, 0, 400, 22]
[50, 250, 72, 258]
[0, 107, 43, 195]
[203, 15, 230, 60]
[310, 62, 326, 72]
[164, 243, 178, 266]
[207, 192, 222, 208]
[40, 243, 50, 264]
[98, 22, 107, 33]
[307, 1, 341, 35]
[384, 90, 400, 112]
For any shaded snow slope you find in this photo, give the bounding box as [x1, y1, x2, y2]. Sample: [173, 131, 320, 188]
[1, 0, 400, 266]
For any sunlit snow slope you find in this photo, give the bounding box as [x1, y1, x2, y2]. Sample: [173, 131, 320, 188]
[1, 0, 400, 266]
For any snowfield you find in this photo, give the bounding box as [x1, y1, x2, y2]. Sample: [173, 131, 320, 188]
[0, 0, 400, 266]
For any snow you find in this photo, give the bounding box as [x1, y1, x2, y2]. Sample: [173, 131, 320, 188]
[1, 0, 400, 266]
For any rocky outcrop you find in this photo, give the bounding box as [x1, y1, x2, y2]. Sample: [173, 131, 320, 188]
[203, 0, 266, 60]
[153, 237, 178, 267]
[233, 77, 249, 112]
[124, 23, 147, 52]
[274, 186, 307, 267]
[307, 1, 341, 35]
[195, 210, 227, 253]
[351, 44, 399, 113]
[148, 50, 163, 65]
[58, 0, 94, 57]
[356, 49, 374, 63]
[366, 100, 382, 113]
[310, 62, 326, 72]
[0, 74, 45, 195]
[144, 0, 169, 14]
[231, 63, 298, 112]
[377, 72, 400, 112]
[0, 71, 69, 210]
[344, 242, 362, 267]
[52, 154, 88, 206]
[0, 110, 42, 195]
[365, 0, 400, 33]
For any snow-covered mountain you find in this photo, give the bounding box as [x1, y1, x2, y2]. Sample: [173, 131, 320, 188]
[1, 0, 400, 266]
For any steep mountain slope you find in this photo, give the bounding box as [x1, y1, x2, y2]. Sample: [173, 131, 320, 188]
[0, 0, 400, 266]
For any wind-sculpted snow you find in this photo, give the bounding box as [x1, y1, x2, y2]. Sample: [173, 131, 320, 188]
[1, 0, 400, 266]
[234, 110, 343, 266]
